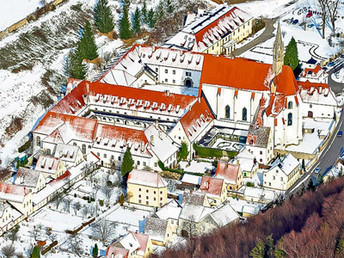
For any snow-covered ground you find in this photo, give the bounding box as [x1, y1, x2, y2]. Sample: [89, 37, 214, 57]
[0, 0, 55, 31]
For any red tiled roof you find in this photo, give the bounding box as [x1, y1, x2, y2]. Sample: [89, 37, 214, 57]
[133, 233, 149, 254]
[194, 7, 240, 43]
[298, 80, 329, 90]
[216, 162, 240, 184]
[106, 246, 129, 258]
[34, 111, 98, 141]
[179, 97, 214, 141]
[303, 65, 322, 76]
[0, 183, 29, 196]
[36, 155, 60, 173]
[200, 176, 224, 197]
[127, 170, 166, 188]
[50, 171, 71, 185]
[200, 55, 298, 96]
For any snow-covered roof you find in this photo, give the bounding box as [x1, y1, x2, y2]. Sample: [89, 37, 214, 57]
[99, 45, 204, 86]
[236, 149, 255, 172]
[179, 203, 213, 223]
[54, 144, 81, 163]
[35, 155, 62, 175]
[216, 161, 240, 185]
[14, 167, 41, 188]
[179, 97, 214, 142]
[182, 189, 206, 206]
[165, 5, 252, 52]
[106, 246, 129, 258]
[299, 81, 338, 106]
[144, 217, 168, 243]
[200, 176, 224, 197]
[243, 187, 276, 201]
[144, 124, 179, 163]
[156, 199, 182, 221]
[181, 174, 201, 185]
[269, 154, 299, 176]
[127, 170, 167, 188]
[209, 203, 239, 227]
[0, 183, 29, 203]
[119, 233, 141, 254]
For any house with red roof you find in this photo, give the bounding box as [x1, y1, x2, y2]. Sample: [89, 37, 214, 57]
[164, 5, 253, 55]
[299, 58, 328, 84]
[35, 155, 67, 180]
[199, 176, 227, 206]
[106, 232, 153, 258]
[127, 170, 168, 208]
[216, 161, 244, 192]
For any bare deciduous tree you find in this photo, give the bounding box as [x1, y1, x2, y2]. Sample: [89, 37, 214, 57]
[53, 193, 64, 210]
[81, 205, 89, 218]
[91, 218, 117, 245]
[318, 0, 329, 38]
[68, 234, 83, 257]
[73, 201, 81, 216]
[327, 0, 340, 32]
[30, 224, 42, 241]
[1, 244, 15, 257]
[64, 196, 72, 213]
[103, 186, 113, 201]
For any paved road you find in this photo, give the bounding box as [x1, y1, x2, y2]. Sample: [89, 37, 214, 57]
[231, 18, 276, 57]
[286, 108, 344, 196]
[328, 65, 344, 95]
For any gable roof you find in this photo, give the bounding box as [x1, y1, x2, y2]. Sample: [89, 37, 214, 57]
[36, 155, 62, 175]
[182, 189, 206, 206]
[269, 154, 299, 176]
[209, 203, 239, 227]
[200, 176, 224, 197]
[144, 217, 168, 242]
[14, 167, 42, 188]
[127, 170, 167, 188]
[216, 161, 240, 184]
[179, 97, 214, 142]
[106, 246, 129, 258]
[0, 183, 29, 203]
[200, 55, 298, 96]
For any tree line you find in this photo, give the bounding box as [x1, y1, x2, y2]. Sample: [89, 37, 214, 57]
[162, 176, 344, 257]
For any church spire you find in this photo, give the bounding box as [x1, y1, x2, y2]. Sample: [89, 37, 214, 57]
[273, 21, 284, 76]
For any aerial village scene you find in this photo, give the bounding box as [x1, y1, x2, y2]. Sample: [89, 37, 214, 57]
[1, 0, 344, 257]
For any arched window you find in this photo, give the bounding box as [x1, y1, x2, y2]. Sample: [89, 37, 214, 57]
[242, 108, 247, 121]
[225, 105, 230, 119]
[288, 101, 293, 109]
[73, 142, 77, 146]
[288, 113, 292, 126]
[82, 144, 86, 154]
[36, 136, 41, 147]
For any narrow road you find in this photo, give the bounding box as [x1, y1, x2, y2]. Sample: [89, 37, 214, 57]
[231, 18, 276, 57]
[328, 65, 344, 95]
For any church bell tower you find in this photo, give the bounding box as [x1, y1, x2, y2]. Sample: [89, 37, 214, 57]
[273, 22, 284, 76]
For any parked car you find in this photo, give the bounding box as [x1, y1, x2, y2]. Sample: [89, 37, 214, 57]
[292, 19, 299, 24]
[306, 11, 313, 18]
[328, 61, 335, 67]
[314, 167, 321, 174]
[338, 130, 343, 137]
[307, 23, 314, 28]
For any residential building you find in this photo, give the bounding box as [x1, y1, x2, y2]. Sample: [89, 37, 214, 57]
[164, 5, 253, 55]
[14, 167, 45, 193]
[127, 170, 168, 208]
[0, 202, 23, 235]
[299, 58, 328, 84]
[144, 217, 173, 246]
[35, 155, 66, 180]
[199, 176, 227, 206]
[216, 161, 244, 191]
[54, 144, 84, 168]
[235, 148, 257, 177]
[182, 189, 210, 207]
[263, 154, 300, 191]
[156, 199, 182, 233]
[106, 232, 153, 258]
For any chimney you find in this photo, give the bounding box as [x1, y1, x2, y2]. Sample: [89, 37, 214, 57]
[166, 90, 170, 97]
[141, 141, 145, 152]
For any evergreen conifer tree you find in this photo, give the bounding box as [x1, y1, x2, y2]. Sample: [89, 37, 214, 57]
[147, 8, 156, 28]
[64, 47, 87, 80]
[94, 0, 114, 34]
[250, 240, 265, 258]
[119, 4, 132, 39]
[132, 7, 141, 35]
[32, 246, 40, 258]
[79, 21, 98, 60]
[121, 147, 134, 177]
[141, 0, 148, 24]
[155, 1, 164, 23]
[284, 37, 299, 70]
[166, 0, 173, 13]
[92, 243, 99, 258]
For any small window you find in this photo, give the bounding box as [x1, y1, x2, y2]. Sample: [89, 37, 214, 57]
[155, 68, 158, 72]
[165, 78, 168, 83]
[281, 177, 284, 181]
[172, 70, 176, 75]
[160, 197, 163, 201]
[104, 153, 107, 158]
[139, 188, 141, 191]
[118, 156, 121, 161]
[172, 79, 176, 83]
[146, 189, 149, 193]
[139, 195, 141, 198]
[186, 71, 191, 76]
[137, 161, 140, 165]
[139, 200, 141, 203]
[146, 201, 149, 205]
[146, 196, 149, 199]
[165, 69, 168, 74]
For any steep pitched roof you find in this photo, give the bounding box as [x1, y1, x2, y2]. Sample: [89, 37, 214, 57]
[106, 246, 129, 258]
[200, 176, 224, 197]
[216, 161, 240, 185]
[179, 97, 214, 142]
[200, 56, 298, 96]
[127, 170, 167, 188]
[35, 155, 61, 175]
[144, 217, 168, 242]
[0, 183, 29, 203]
[14, 167, 41, 188]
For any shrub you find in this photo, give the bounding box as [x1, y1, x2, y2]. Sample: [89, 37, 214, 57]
[193, 144, 238, 159]
[246, 182, 254, 187]
[99, 200, 104, 206]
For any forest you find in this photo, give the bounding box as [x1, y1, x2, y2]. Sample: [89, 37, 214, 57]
[162, 177, 344, 257]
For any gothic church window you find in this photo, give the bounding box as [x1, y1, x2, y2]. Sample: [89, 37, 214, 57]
[288, 101, 293, 109]
[242, 108, 247, 121]
[225, 105, 230, 119]
[288, 113, 292, 126]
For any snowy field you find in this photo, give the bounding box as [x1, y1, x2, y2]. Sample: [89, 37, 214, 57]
[239, 0, 343, 64]
[0, 0, 55, 31]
